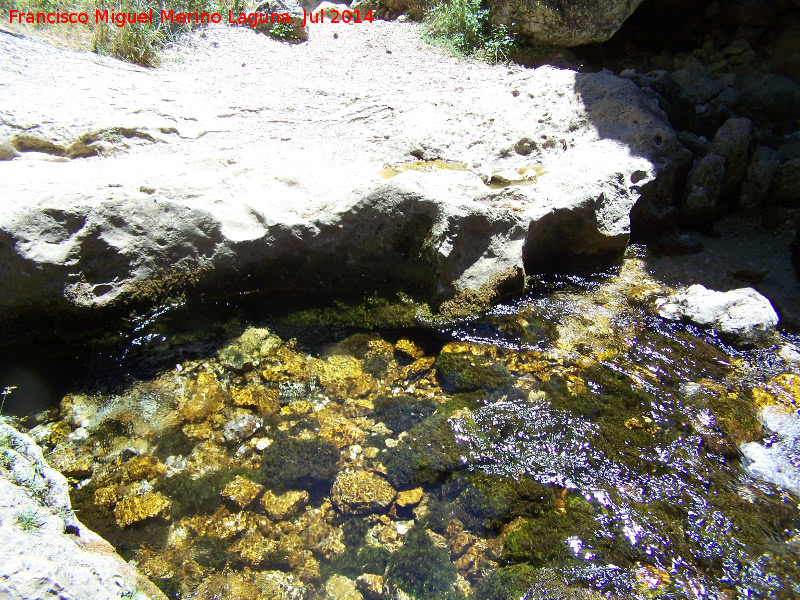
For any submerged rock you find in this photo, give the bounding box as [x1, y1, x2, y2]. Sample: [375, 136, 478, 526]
[331, 470, 396, 515]
[114, 491, 172, 528]
[656, 284, 779, 347]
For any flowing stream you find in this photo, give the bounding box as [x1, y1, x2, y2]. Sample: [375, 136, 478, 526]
[10, 254, 800, 600]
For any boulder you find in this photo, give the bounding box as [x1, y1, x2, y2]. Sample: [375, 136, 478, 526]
[741, 406, 800, 495]
[0, 424, 166, 600]
[671, 57, 723, 105]
[490, 0, 647, 47]
[656, 284, 779, 347]
[736, 74, 800, 133]
[739, 146, 779, 210]
[772, 158, 800, 206]
[0, 29, 689, 328]
[682, 153, 726, 223]
[711, 117, 752, 201]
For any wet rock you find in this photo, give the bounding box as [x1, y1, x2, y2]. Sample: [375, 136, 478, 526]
[221, 475, 264, 510]
[331, 470, 396, 515]
[223, 414, 263, 444]
[180, 372, 225, 423]
[740, 146, 780, 210]
[682, 153, 726, 223]
[218, 328, 282, 371]
[46, 445, 95, 478]
[711, 117, 752, 201]
[356, 573, 384, 600]
[655, 284, 779, 347]
[325, 575, 363, 600]
[114, 491, 172, 528]
[751, 373, 800, 413]
[316, 355, 376, 401]
[394, 339, 424, 360]
[319, 410, 367, 449]
[192, 570, 305, 600]
[772, 158, 800, 206]
[228, 530, 280, 568]
[259, 489, 309, 521]
[436, 342, 513, 393]
[741, 406, 800, 495]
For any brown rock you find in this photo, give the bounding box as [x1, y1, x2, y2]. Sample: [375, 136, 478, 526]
[356, 574, 384, 600]
[114, 492, 171, 528]
[259, 489, 309, 521]
[221, 475, 264, 510]
[395, 488, 423, 508]
[331, 470, 396, 515]
[228, 530, 279, 567]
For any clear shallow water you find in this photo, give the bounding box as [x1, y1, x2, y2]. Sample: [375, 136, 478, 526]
[11, 259, 800, 600]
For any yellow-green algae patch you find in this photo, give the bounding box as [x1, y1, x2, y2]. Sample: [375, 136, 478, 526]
[380, 159, 468, 178]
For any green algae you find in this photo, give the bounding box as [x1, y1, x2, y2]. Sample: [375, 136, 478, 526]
[383, 413, 464, 489]
[384, 527, 459, 600]
[160, 468, 259, 517]
[285, 295, 431, 329]
[435, 351, 512, 393]
[473, 564, 540, 600]
[259, 437, 339, 494]
[373, 394, 438, 434]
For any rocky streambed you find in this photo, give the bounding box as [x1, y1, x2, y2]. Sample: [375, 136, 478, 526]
[3, 255, 798, 600]
[2, 2, 800, 599]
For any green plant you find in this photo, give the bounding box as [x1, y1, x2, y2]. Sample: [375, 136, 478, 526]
[0, 386, 16, 415]
[269, 22, 295, 41]
[24, 475, 50, 505]
[15, 508, 45, 534]
[424, 0, 516, 61]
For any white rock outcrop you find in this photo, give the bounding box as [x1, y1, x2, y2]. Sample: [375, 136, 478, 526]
[0, 423, 166, 600]
[0, 24, 690, 323]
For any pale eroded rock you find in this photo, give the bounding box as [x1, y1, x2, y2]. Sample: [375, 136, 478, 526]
[656, 284, 779, 347]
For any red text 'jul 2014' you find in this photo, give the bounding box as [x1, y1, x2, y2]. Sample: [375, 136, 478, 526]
[7, 8, 375, 28]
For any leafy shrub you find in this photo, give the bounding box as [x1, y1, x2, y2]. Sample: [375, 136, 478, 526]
[424, 0, 516, 63]
[269, 22, 295, 41]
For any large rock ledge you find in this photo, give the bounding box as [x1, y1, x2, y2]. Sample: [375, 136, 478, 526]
[0, 26, 690, 325]
[0, 423, 167, 600]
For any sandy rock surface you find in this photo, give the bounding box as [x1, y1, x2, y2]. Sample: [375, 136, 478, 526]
[1, 21, 687, 320]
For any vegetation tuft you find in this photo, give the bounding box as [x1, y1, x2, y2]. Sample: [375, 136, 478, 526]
[424, 0, 516, 63]
[6, 0, 247, 66]
[15, 507, 46, 534]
